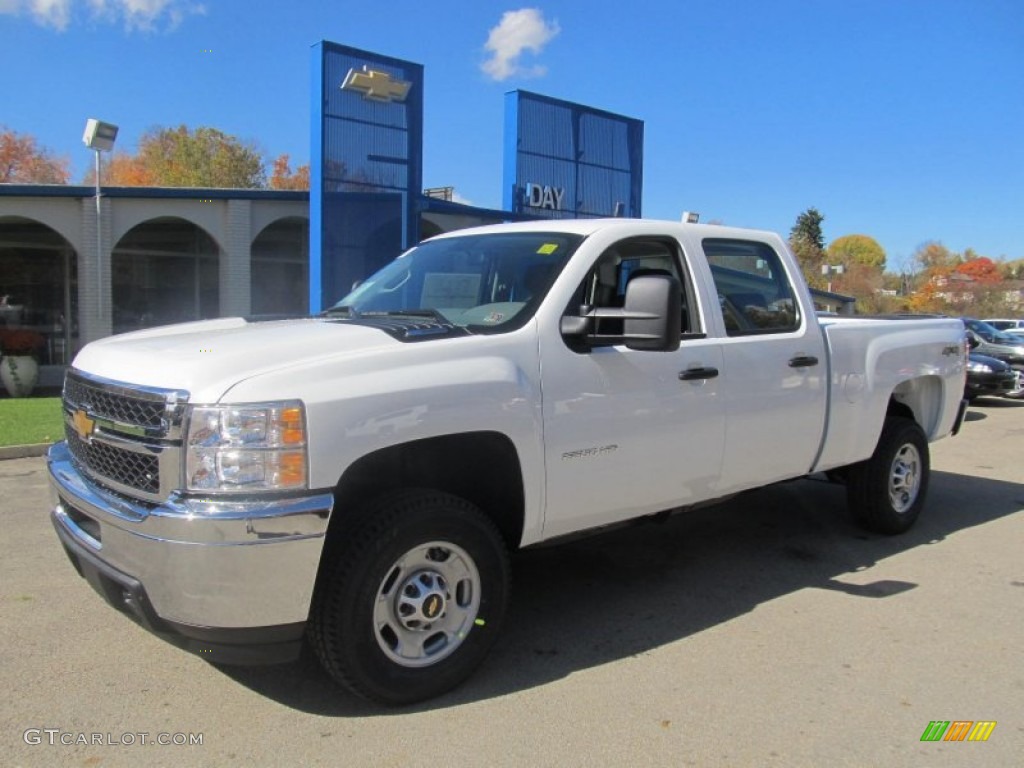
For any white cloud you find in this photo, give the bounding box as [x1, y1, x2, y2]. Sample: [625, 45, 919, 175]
[481, 8, 560, 81]
[90, 0, 206, 31]
[0, 0, 204, 31]
[5, 0, 74, 30]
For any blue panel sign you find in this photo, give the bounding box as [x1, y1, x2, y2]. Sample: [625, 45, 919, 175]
[310, 41, 423, 311]
[503, 90, 643, 220]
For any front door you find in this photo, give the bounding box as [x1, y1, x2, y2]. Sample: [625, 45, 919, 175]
[538, 237, 726, 538]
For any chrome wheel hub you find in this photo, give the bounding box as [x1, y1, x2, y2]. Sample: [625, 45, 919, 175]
[889, 443, 922, 514]
[373, 542, 480, 668]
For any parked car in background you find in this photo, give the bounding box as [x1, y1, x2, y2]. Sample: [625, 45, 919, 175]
[962, 318, 1024, 399]
[984, 319, 1024, 343]
[965, 352, 1021, 401]
[983, 318, 1024, 331]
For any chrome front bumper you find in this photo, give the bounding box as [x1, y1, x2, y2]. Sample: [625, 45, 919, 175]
[48, 442, 334, 663]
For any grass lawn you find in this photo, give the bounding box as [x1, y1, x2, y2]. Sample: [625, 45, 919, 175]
[0, 397, 63, 447]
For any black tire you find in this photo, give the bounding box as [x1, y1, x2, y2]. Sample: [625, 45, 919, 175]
[846, 417, 929, 535]
[309, 489, 509, 706]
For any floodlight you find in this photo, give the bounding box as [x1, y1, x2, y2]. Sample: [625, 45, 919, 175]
[83, 119, 119, 152]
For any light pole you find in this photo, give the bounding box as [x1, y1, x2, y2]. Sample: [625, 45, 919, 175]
[82, 119, 118, 318]
[821, 263, 845, 293]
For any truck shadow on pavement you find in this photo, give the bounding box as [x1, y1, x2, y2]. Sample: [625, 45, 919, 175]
[216, 468, 1024, 715]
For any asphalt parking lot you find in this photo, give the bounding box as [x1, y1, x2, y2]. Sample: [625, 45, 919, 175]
[2, 399, 1022, 768]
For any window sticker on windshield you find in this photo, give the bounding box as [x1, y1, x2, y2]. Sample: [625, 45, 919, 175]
[537, 243, 559, 255]
[421, 273, 481, 309]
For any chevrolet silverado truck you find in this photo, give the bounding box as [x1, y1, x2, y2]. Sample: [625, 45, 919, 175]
[48, 218, 968, 705]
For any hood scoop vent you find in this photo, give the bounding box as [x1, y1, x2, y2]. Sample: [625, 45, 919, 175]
[329, 317, 469, 343]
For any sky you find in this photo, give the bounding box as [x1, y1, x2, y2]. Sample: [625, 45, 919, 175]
[1, 0, 1022, 272]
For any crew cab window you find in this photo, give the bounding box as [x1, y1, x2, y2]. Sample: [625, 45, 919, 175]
[569, 238, 698, 336]
[703, 239, 800, 335]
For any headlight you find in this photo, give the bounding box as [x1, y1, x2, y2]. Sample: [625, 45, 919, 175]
[966, 361, 995, 373]
[185, 401, 308, 492]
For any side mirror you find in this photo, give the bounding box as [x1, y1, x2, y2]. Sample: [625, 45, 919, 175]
[622, 275, 681, 351]
[560, 274, 681, 352]
[966, 332, 980, 349]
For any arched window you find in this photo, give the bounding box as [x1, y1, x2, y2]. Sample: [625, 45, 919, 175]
[251, 217, 308, 316]
[112, 218, 220, 333]
[0, 217, 77, 368]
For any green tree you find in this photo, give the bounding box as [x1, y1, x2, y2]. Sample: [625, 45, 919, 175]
[0, 126, 70, 183]
[790, 207, 825, 251]
[828, 234, 886, 271]
[789, 207, 827, 289]
[86, 125, 266, 188]
[1001, 259, 1024, 280]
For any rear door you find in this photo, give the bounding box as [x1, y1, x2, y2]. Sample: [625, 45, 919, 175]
[698, 237, 828, 491]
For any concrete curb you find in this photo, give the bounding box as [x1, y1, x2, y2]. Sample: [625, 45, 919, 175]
[0, 443, 52, 461]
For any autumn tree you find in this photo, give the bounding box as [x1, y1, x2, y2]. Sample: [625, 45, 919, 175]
[955, 256, 1001, 284]
[789, 207, 827, 289]
[839, 263, 901, 314]
[268, 154, 310, 190]
[0, 126, 70, 184]
[905, 241, 1019, 315]
[85, 125, 266, 188]
[100, 152, 156, 186]
[914, 241, 958, 272]
[827, 234, 886, 271]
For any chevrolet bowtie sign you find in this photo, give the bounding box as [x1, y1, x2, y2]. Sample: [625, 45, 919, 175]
[341, 67, 412, 103]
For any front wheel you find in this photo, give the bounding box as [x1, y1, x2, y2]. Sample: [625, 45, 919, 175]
[309, 490, 509, 705]
[846, 417, 930, 535]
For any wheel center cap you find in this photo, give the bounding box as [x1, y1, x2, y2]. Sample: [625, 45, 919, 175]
[395, 570, 448, 630]
[422, 593, 444, 620]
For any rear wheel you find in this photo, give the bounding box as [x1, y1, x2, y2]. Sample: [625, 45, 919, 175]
[309, 490, 509, 705]
[846, 417, 929, 535]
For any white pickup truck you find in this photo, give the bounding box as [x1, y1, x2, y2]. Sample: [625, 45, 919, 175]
[48, 218, 967, 705]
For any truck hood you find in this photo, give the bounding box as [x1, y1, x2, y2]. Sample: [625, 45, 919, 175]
[72, 317, 400, 402]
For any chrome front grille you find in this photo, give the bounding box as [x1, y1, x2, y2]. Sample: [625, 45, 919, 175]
[62, 370, 189, 501]
[65, 426, 160, 495]
[63, 375, 168, 431]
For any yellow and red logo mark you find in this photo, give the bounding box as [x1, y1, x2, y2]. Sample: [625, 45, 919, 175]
[72, 410, 95, 441]
[920, 721, 996, 742]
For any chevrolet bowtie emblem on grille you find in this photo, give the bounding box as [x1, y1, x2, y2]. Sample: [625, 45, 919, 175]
[341, 66, 411, 103]
[72, 409, 95, 441]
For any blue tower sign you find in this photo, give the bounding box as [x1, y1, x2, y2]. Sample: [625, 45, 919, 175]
[309, 41, 424, 312]
[503, 90, 644, 220]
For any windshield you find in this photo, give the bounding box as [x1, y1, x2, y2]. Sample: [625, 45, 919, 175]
[328, 231, 583, 332]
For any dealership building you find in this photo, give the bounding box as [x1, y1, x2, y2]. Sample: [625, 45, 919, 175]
[0, 41, 849, 388]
